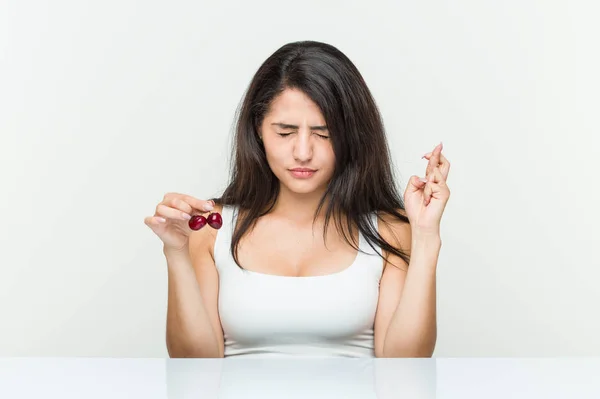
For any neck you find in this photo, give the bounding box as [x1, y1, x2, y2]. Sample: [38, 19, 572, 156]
[270, 185, 329, 225]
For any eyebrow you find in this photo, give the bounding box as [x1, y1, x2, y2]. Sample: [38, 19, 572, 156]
[271, 122, 328, 131]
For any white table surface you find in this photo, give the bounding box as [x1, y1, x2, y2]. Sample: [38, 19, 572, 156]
[1, 357, 599, 398]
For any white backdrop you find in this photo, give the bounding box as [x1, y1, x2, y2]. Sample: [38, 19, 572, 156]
[1, 0, 598, 357]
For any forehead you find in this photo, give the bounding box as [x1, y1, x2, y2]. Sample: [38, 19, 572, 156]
[266, 88, 324, 121]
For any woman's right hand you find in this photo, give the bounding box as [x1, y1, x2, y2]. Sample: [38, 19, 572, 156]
[144, 192, 215, 253]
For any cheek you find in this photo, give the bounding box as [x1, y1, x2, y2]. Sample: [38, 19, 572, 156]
[319, 145, 336, 170]
[263, 142, 287, 169]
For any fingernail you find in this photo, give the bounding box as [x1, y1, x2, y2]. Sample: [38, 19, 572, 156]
[182, 213, 191, 220]
[203, 203, 214, 211]
[419, 177, 428, 183]
[157, 217, 166, 223]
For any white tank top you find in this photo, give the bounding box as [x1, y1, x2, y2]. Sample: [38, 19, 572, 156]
[213, 204, 385, 358]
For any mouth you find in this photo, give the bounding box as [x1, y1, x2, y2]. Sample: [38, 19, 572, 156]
[289, 168, 317, 178]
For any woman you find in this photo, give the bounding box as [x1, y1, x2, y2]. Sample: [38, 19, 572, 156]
[144, 40, 451, 358]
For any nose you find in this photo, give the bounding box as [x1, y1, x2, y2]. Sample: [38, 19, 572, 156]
[292, 131, 313, 163]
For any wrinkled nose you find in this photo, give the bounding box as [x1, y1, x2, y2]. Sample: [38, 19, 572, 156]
[292, 132, 313, 163]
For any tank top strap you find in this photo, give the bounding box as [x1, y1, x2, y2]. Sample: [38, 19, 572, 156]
[358, 211, 381, 256]
[212, 203, 239, 274]
[219, 203, 238, 231]
[357, 211, 385, 277]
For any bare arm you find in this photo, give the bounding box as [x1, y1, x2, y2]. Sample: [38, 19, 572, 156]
[165, 208, 224, 358]
[374, 211, 440, 358]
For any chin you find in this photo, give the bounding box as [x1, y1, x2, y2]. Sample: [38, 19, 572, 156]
[284, 183, 317, 195]
[284, 180, 329, 196]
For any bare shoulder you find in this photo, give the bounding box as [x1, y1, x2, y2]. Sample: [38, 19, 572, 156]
[376, 208, 412, 271]
[188, 202, 224, 263]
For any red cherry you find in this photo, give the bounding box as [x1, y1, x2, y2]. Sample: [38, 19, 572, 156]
[188, 214, 207, 230]
[207, 212, 222, 229]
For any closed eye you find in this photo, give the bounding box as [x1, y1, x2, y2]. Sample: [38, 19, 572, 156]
[277, 132, 330, 139]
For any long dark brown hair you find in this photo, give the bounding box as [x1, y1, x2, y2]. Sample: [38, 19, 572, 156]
[211, 40, 411, 269]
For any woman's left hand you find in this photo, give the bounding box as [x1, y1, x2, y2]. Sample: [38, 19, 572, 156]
[403, 142, 451, 235]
